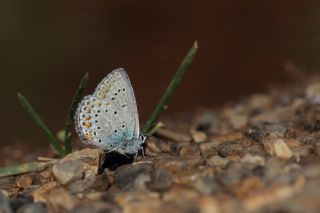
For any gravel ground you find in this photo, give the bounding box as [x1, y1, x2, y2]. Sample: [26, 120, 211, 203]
[1, 74, 320, 213]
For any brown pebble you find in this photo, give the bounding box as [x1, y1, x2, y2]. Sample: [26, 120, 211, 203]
[47, 188, 79, 212]
[191, 129, 207, 143]
[207, 155, 229, 168]
[219, 143, 244, 157]
[234, 176, 265, 198]
[263, 135, 293, 160]
[16, 174, 32, 189]
[147, 169, 172, 192]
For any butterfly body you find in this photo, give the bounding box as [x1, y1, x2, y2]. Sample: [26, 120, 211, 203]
[75, 68, 145, 155]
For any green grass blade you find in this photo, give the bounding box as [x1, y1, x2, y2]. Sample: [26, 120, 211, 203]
[0, 161, 53, 177]
[142, 41, 198, 134]
[17, 93, 65, 156]
[64, 73, 89, 155]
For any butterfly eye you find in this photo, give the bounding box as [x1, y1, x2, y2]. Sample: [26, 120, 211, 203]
[139, 134, 146, 141]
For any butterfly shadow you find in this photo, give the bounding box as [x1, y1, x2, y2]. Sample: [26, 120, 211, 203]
[98, 149, 145, 173]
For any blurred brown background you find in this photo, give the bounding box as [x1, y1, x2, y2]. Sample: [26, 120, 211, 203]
[1, 1, 320, 145]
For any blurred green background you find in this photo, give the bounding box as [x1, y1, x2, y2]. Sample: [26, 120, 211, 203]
[1, 1, 320, 146]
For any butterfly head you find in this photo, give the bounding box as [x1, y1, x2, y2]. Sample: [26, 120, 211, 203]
[138, 134, 147, 143]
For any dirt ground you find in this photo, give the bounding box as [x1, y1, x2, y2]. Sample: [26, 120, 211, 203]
[1, 74, 320, 213]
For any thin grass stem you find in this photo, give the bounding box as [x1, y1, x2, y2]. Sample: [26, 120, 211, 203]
[142, 41, 198, 135]
[17, 93, 65, 156]
[64, 73, 89, 154]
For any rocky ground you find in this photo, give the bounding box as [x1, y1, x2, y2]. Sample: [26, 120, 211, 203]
[2, 74, 320, 213]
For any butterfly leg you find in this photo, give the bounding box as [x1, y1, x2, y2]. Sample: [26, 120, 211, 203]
[140, 146, 145, 159]
[97, 151, 107, 175]
[133, 152, 139, 162]
[132, 146, 145, 162]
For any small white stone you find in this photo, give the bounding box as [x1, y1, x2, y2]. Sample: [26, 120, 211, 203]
[207, 155, 229, 168]
[241, 154, 265, 166]
[191, 129, 207, 143]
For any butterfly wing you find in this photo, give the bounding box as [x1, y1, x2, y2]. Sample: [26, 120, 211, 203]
[75, 68, 140, 151]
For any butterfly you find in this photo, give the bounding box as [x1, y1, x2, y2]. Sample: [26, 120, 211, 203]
[74, 68, 146, 155]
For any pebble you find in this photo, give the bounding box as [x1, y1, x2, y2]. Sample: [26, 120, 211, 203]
[47, 188, 78, 212]
[198, 196, 222, 213]
[218, 143, 244, 157]
[242, 176, 305, 212]
[69, 203, 121, 213]
[32, 181, 60, 202]
[163, 185, 200, 202]
[191, 129, 207, 143]
[193, 177, 221, 195]
[156, 156, 205, 173]
[234, 176, 265, 198]
[291, 145, 313, 161]
[207, 155, 229, 168]
[303, 164, 320, 178]
[114, 191, 160, 213]
[16, 202, 46, 213]
[243, 145, 264, 156]
[263, 136, 293, 160]
[178, 144, 200, 156]
[248, 94, 272, 110]
[52, 149, 102, 189]
[219, 162, 258, 186]
[241, 154, 265, 166]
[52, 160, 84, 185]
[9, 197, 33, 212]
[263, 158, 289, 184]
[251, 106, 293, 124]
[113, 162, 153, 190]
[68, 170, 109, 193]
[146, 138, 180, 155]
[305, 82, 320, 104]
[16, 175, 32, 189]
[146, 169, 172, 192]
[222, 107, 248, 130]
[0, 190, 13, 213]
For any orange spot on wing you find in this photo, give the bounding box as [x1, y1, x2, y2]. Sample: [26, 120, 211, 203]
[87, 132, 93, 140]
[84, 122, 92, 128]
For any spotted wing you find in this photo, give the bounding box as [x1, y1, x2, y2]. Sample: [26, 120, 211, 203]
[75, 68, 140, 151]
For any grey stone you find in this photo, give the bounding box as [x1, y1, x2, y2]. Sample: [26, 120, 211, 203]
[0, 190, 12, 213]
[114, 162, 153, 190]
[17, 202, 46, 213]
[52, 160, 84, 185]
[146, 169, 172, 192]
